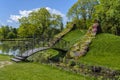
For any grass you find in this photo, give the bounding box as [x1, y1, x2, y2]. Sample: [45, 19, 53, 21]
[0, 54, 11, 61]
[0, 55, 90, 80]
[79, 33, 120, 70]
[28, 49, 60, 62]
[63, 29, 86, 45]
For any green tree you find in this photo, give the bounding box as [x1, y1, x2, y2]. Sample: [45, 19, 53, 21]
[0, 25, 10, 39]
[18, 8, 63, 38]
[0, 25, 17, 39]
[67, 0, 99, 29]
[50, 14, 63, 37]
[29, 8, 51, 38]
[7, 32, 16, 39]
[94, 0, 120, 35]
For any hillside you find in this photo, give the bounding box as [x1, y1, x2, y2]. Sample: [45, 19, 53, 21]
[79, 33, 120, 70]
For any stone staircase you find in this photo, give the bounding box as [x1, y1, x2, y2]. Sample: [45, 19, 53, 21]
[66, 24, 98, 59]
[49, 23, 74, 47]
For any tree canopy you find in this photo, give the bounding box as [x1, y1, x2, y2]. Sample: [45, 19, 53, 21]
[67, 0, 99, 29]
[0, 25, 17, 39]
[94, 0, 120, 35]
[18, 8, 63, 38]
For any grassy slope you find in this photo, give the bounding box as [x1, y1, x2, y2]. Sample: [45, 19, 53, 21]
[0, 55, 89, 80]
[79, 33, 120, 70]
[63, 30, 86, 45]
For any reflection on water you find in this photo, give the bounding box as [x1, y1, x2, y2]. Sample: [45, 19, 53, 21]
[0, 39, 49, 56]
[0, 41, 21, 56]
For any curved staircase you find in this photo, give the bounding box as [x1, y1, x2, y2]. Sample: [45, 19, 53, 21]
[66, 23, 98, 59]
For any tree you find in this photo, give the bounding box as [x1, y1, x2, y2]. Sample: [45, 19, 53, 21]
[18, 8, 63, 38]
[67, 0, 99, 29]
[7, 32, 16, 39]
[0, 25, 18, 39]
[49, 14, 63, 37]
[30, 8, 51, 37]
[0, 25, 10, 39]
[94, 0, 120, 35]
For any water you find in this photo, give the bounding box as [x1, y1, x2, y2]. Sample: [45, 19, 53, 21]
[0, 40, 46, 56]
[0, 41, 22, 56]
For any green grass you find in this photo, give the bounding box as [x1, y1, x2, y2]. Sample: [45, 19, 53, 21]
[0, 54, 11, 61]
[0, 55, 90, 80]
[53, 29, 86, 51]
[63, 30, 86, 44]
[28, 49, 59, 62]
[79, 33, 120, 70]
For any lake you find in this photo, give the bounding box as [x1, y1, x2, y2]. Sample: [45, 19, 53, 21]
[0, 40, 48, 56]
[0, 41, 21, 56]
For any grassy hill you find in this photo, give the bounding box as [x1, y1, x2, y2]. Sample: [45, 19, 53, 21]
[79, 33, 120, 70]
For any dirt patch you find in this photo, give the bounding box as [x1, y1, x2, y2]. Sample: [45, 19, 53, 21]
[0, 61, 12, 68]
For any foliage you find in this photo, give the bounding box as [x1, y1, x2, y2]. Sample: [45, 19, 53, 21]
[28, 49, 59, 63]
[68, 59, 76, 66]
[94, 0, 120, 35]
[67, 0, 99, 29]
[7, 32, 16, 39]
[0, 25, 17, 39]
[18, 8, 63, 38]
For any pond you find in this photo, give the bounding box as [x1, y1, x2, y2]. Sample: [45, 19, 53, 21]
[0, 39, 49, 56]
[0, 41, 21, 56]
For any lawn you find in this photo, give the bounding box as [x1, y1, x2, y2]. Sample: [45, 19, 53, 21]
[79, 33, 120, 70]
[0, 55, 91, 80]
[0, 54, 11, 61]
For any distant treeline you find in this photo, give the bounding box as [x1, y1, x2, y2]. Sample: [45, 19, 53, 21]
[0, 25, 18, 39]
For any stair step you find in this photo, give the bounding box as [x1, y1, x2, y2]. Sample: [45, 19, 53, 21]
[11, 58, 22, 62]
[14, 56, 25, 60]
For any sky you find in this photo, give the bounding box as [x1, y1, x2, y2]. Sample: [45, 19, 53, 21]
[0, 0, 77, 27]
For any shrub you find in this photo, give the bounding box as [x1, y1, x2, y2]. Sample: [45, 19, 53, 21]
[68, 60, 76, 67]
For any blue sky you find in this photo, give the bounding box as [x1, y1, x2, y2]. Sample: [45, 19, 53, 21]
[0, 0, 77, 27]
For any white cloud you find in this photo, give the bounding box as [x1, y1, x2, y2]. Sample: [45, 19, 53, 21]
[8, 8, 40, 22]
[19, 10, 32, 17]
[46, 7, 65, 17]
[7, 20, 13, 23]
[46, 7, 67, 24]
[8, 7, 67, 24]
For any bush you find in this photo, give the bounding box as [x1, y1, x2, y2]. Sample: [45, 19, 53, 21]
[68, 60, 76, 67]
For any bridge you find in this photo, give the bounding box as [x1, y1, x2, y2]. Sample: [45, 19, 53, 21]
[11, 23, 74, 62]
[11, 38, 71, 62]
